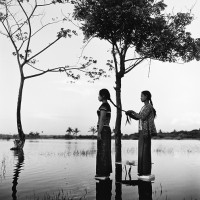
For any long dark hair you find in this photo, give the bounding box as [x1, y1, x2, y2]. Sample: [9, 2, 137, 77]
[99, 88, 123, 110]
[141, 90, 157, 118]
[99, 88, 130, 123]
[99, 89, 111, 101]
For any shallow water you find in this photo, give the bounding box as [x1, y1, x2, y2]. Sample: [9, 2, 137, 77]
[0, 139, 200, 200]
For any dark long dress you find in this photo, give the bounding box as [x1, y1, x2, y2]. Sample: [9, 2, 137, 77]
[138, 104, 156, 176]
[96, 102, 112, 177]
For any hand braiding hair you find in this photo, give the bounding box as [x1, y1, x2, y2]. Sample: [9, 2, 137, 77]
[109, 98, 132, 125]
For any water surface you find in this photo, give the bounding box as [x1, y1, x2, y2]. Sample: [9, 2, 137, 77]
[0, 139, 200, 200]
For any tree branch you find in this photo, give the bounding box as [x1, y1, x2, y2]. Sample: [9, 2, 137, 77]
[1, 17, 23, 76]
[112, 43, 119, 75]
[25, 65, 88, 79]
[26, 36, 61, 63]
[125, 57, 146, 74]
[17, 0, 35, 63]
[125, 57, 145, 62]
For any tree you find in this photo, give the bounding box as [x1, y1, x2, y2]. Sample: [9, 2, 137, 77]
[88, 126, 97, 139]
[72, 0, 200, 162]
[0, 0, 104, 150]
[73, 127, 80, 138]
[66, 127, 73, 135]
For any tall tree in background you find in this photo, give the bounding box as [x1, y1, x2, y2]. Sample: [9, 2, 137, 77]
[73, 127, 80, 138]
[73, 0, 200, 162]
[88, 126, 97, 139]
[66, 127, 73, 135]
[0, 0, 105, 150]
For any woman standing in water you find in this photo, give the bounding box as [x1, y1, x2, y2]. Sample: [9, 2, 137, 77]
[96, 89, 112, 179]
[126, 90, 157, 177]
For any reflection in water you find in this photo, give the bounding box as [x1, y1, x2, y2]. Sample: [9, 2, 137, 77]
[116, 162, 153, 200]
[0, 157, 6, 180]
[138, 181, 152, 200]
[119, 179, 152, 200]
[115, 164, 122, 200]
[96, 178, 112, 200]
[12, 150, 24, 200]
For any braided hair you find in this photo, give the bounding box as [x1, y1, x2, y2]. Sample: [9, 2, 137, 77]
[141, 90, 157, 118]
[99, 89, 130, 124]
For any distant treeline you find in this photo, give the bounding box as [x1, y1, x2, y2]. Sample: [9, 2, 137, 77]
[1, 129, 200, 140]
[123, 129, 200, 140]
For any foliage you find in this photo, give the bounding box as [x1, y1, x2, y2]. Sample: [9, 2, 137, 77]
[88, 126, 97, 135]
[72, 0, 200, 162]
[1, 128, 200, 140]
[0, 0, 103, 79]
[73, 0, 200, 66]
[27, 132, 40, 138]
[65, 127, 80, 139]
[0, 0, 108, 145]
[66, 127, 73, 135]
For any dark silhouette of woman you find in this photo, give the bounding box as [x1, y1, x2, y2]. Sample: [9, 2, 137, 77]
[138, 181, 152, 200]
[126, 90, 157, 177]
[96, 178, 112, 200]
[96, 89, 112, 178]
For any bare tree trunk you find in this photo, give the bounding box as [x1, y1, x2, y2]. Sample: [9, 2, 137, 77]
[17, 78, 25, 141]
[115, 77, 122, 198]
[11, 78, 25, 150]
[115, 75, 122, 163]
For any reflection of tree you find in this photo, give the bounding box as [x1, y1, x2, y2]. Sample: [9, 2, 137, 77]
[88, 126, 97, 139]
[96, 178, 112, 200]
[0, 157, 6, 180]
[115, 164, 122, 200]
[115, 163, 153, 200]
[12, 150, 25, 200]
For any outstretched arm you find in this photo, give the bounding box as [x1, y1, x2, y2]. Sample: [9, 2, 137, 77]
[126, 110, 139, 120]
[128, 106, 152, 120]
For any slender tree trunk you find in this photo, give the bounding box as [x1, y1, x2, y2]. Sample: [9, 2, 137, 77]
[11, 77, 26, 150]
[115, 75, 122, 163]
[17, 78, 25, 142]
[115, 76, 122, 198]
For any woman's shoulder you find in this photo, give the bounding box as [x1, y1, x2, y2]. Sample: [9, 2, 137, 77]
[146, 103, 153, 108]
[142, 103, 153, 112]
[100, 102, 111, 111]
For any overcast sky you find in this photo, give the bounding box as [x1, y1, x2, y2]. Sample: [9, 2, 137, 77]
[1, 0, 200, 135]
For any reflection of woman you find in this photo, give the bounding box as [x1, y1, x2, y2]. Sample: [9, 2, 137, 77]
[96, 179, 112, 200]
[96, 89, 112, 178]
[12, 150, 25, 200]
[126, 91, 157, 176]
[138, 181, 152, 200]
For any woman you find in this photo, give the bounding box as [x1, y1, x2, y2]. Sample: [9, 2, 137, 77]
[126, 90, 157, 177]
[96, 89, 112, 178]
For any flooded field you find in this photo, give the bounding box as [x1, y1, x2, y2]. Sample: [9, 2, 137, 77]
[0, 139, 200, 200]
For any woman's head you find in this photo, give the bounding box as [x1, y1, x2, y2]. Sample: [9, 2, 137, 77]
[98, 89, 110, 101]
[141, 90, 152, 102]
[141, 90, 157, 117]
